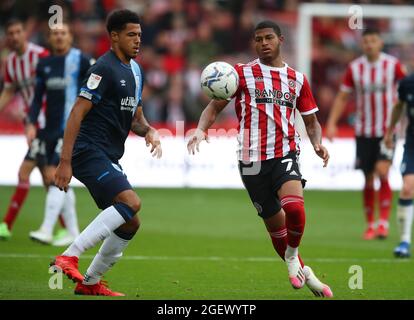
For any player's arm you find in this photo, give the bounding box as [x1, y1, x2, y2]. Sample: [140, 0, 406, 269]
[326, 90, 350, 140]
[55, 97, 93, 192]
[0, 60, 16, 112]
[187, 99, 228, 154]
[303, 113, 329, 167]
[384, 100, 405, 148]
[26, 63, 46, 146]
[0, 86, 15, 112]
[131, 106, 162, 158]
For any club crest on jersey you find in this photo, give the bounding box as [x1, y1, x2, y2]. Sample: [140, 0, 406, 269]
[87, 73, 102, 89]
[288, 80, 295, 88]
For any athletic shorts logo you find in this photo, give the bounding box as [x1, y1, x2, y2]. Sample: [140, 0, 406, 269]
[87, 73, 102, 89]
[253, 202, 263, 214]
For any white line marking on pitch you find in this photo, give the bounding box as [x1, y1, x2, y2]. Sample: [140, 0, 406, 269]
[0, 253, 410, 263]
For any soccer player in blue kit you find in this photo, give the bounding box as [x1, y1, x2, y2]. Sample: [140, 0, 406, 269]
[51, 10, 162, 296]
[385, 73, 414, 258]
[26, 23, 92, 246]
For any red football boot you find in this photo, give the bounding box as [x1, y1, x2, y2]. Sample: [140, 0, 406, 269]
[74, 281, 125, 297]
[50, 255, 83, 283]
[363, 227, 376, 240]
[376, 224, 389, 239]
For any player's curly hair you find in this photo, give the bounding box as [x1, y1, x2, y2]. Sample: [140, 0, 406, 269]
[106, 9, 140, 34]
[254, 20, 282, 37]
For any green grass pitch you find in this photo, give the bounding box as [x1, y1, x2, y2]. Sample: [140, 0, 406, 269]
[0, 186, 413, 300]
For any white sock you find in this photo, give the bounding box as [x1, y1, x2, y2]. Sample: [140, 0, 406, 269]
[62, 206, 126, 257]
[397, 201, 414, 244]
[285, 245, 299, 259]
[61, 188, 80, 237]
[83, 232, 130, 285]
[40, 186, 66, 236]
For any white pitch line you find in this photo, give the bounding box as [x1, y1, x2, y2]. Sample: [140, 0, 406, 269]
[0, 253, 411, 263]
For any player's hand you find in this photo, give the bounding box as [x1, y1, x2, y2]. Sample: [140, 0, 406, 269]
[383, 131, 394, 149]
[55, 160, 72, 192]
[325, 123, 337, 141]
[25, 123, 37, 147]
[187, 128, 209, 155]
[145, 127, 162, 159]
[314, 143, 330, 167]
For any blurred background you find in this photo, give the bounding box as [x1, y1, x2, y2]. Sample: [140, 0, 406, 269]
[0, 0, 413, 134]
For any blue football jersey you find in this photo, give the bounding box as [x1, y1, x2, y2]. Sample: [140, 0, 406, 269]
[76, 50, 144, 161]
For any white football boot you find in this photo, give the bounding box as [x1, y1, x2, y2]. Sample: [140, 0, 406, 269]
[29, 229, 52, 245]
[285, 255, 306, 289]
[303, 265, 333, 298]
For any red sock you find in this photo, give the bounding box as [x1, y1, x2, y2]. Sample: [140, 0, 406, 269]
[363, 186, 375, 227]
[3, 180, 30, 229]
[58, 215, 66, 228]
[379, 179, 392, 225]
[281, 195, 306, 249]
[268, 226, 304, 267]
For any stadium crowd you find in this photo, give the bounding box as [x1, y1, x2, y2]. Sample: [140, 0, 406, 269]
[0, 0, 413, 132]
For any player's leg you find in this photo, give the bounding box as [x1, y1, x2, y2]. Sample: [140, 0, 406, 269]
[263, 210, 305, 266]
[362, 172, 376, 239]
[277, 179, 307, 288]
[278, 179, 332, 297]
[76, 190, 141, 296]
[394, 175, 414, 257]
[356, 137, 377, 239]
[394, 146, 414, 257]
[0, 159, 35, 239]
[29, 165, 67, 244]
[238, 159, 306, 288]
[51, 153, 138, 287]
[52, 187, 80, 246]
[375, 159, 393, 238]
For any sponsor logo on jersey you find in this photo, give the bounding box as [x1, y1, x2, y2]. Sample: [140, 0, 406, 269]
[86, 73, 102, 89]
[120, 96, 137, 112]
[254, 88, 296, 107]
[46, 77, 68, 90]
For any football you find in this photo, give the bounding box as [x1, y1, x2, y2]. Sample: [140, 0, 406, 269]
[200, 61, 239, 100]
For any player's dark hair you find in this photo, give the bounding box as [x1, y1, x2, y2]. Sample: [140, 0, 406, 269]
[106, 9, 140, 34]
[254, 20, 282, 37]
[5, 18, 24, 31]
[362, 28, 380, 37]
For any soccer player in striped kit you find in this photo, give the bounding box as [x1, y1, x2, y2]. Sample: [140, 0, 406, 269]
[327, 28, 406, 240]
[188, 21, 333, 298]
[0, 18, 68, 241]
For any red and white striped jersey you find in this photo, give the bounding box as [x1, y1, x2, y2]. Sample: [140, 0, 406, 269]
[3, 42, 49, 113]
[233, 59, 318, 162]
[340, 52, 406, 138]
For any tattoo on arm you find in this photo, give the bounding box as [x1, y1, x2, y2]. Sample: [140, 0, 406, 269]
[304, 114, 322, 147]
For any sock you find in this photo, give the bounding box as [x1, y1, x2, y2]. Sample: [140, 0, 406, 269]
[61, 188, 79, 237]
[83, 232, 131, 285]
[397, 198, 414, 244]
[379, 179, 392, 227]
[269, 227, 304, 267]
[3, 179, 30, 229]
[363, 186, 375, 228]
[62, 203, 134, 258]
[58, 215, 66, 228]
[281, 195, 306, 249]
[40, 186, 66, 236]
